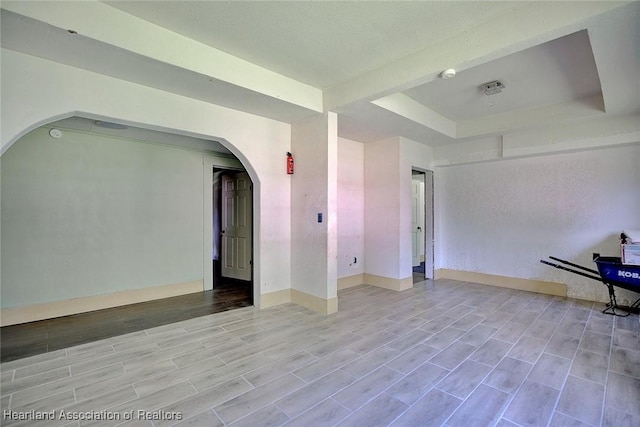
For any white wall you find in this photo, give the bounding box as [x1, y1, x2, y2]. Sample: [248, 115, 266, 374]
[337, 137, 364, 278]
[363, 136, 434, 281]
[290, 113, 338, 300]
[364, 138, 402, 279]
[436, 144, 640, 302]
[400, 137, 434, 279]
[1, 127, 228, 307]
[1, 48, 293, 307]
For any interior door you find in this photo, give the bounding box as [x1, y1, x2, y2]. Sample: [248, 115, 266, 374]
[424, 170, 434, 279]
[411, 178, 422, 267]
[221, 172, 252, 281]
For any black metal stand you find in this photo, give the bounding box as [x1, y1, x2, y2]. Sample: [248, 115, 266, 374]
[540, 256, 640, 317]
[603, 285, 640, 317]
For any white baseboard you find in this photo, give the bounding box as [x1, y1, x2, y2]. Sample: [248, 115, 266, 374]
[363, 273, 413, 292]
[338, 274, 365, 290]
[260, 289, 292, 308]
[291, 289, 338, 315]
[260, 288, 338, 315]
[0, 280, 203, 326]
[339, 273, 413, 292]
[435, 269, 567, 297]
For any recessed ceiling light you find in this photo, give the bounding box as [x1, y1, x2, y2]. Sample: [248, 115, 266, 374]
[441, 69, 456, 79]
[94, 121, 128, 130]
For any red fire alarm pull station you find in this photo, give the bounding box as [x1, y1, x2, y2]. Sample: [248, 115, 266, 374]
[287, 152, 294, 174]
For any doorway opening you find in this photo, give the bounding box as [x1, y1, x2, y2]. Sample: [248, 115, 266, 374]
[412, 169, 434, 283]
[0, 118, 258, 361]
[212, 168, 254, 306]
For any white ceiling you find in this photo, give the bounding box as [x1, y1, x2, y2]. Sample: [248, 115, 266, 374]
[104, 0, 523, 89]
[1, 1, 639, 147]
[403, 30, 601, 121]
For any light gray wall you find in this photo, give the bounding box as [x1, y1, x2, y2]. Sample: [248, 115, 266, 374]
[337, 137, 364, 279]
[2, 49, 294, 303]
[436, 144, 640, 302]
[364, 138, 402, 279]
[1, 127, 233, 308]
[290, 113, 338, 300]
[362, 136, 434, 281]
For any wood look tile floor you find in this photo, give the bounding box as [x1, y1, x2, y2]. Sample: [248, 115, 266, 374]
[1, 279, 639, 427]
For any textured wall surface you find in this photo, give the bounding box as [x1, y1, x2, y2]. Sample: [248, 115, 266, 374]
[400, 137, 435, 278]
[436, 144, 640, 303]
[337, 137, 364, 279]
[1, 128, 205, 307]
[364, 138, 402, 279]
[1, 49, 293, 304]
[290, 113, 338, 299]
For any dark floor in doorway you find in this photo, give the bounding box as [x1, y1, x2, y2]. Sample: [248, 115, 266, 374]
[413, 262, 426, 283]
[0, 281, 253, 363]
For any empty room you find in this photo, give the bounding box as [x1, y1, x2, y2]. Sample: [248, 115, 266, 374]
[1, 1, 639, 426]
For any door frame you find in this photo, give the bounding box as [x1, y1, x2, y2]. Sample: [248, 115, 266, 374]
[203, 155, 247, 292]
[411, 168, 434, 280]
[220, 171, 253, 282]
[411, 174, 425, 267]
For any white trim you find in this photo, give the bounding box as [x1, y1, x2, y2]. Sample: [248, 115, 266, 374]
[260, 289, 291, 308]
[435, 269, 567, 297]
[291, 289, 338, 315]
[1, 280, 203, 326]
[338, 274, 365, 290]
[363, 274, 413, 291]
[203, 154, 243, 292]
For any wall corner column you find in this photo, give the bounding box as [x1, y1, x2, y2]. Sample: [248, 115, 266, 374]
[290, 112, 338, 314]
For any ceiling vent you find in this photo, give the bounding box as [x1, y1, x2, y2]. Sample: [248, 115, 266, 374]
[94, 121, 128, 130]
[481, 80, 505, 96]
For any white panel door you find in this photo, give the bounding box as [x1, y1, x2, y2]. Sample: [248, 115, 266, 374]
[221, 172, 252, 281]
[424, 171, 434, 279]
[411, 179, 422, 267]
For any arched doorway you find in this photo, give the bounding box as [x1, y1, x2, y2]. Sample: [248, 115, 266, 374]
[1, 115, 259, 323]
[1, 115, 262, 360]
